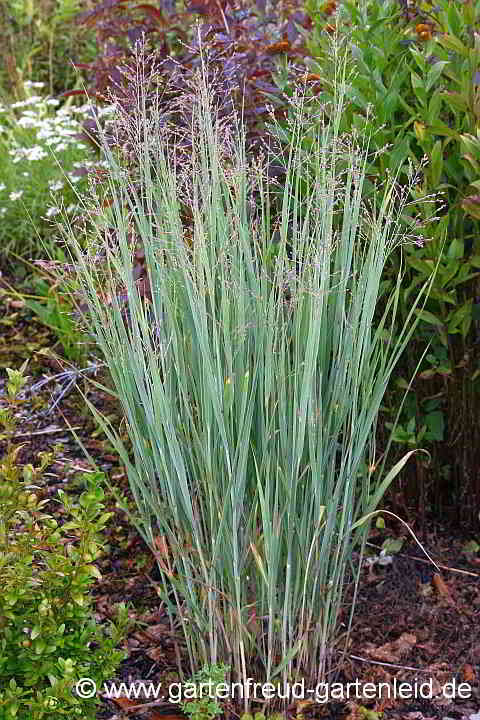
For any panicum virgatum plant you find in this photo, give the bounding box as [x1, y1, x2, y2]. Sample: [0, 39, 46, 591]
[63, 42, 433, 706]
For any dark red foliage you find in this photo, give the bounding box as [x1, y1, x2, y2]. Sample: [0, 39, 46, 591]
[66, 0, 313, 160]
[63, 0, 321, 327]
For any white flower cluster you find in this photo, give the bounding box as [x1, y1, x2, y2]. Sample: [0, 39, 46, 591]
[1, 95, 92, 161]
[0, 82, 115, 219]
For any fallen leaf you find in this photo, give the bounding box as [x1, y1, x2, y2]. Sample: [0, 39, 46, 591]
[365, 632, 416, 662]
[146, 646, 165, 662]
[432, 573, 455, 605]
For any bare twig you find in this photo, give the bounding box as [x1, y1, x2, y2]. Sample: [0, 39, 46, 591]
[366, 541, 480, 579]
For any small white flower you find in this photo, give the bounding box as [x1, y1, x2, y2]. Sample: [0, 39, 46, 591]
[46, 98, 60, 106]
[99, 105, 116, 117]
[74, 105, 90, 115]
[46, 206, 61, 217]
[0, 208, 7, 216]
[37, 129, 54, 140]
[23, 95, 43, 106]
[77, 143, 87, 149]
[18, 116, 37, 128]
[22, 172, 29, 177]
[66, 204, 77, 213]
[68, 175, 82, 183]
[49, 180, 64, 191]
[60, 128, 77, 136]
[32, 82, 45, 89]
[0, 183, 5, 191]
[54, 143, 67, 152]
[9, 191, 24, 201]
[25, 146, 48, 161]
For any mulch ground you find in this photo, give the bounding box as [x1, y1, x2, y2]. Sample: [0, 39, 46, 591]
[1, 288, 479, 720]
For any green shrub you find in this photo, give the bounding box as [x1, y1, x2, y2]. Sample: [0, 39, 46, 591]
[0, 363, 128, 720]
[299, 0, 480, 520]
[181, 664, 230, 720]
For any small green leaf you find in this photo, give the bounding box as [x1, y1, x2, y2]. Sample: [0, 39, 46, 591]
[427, 90, 442, 125]
[411, 70, 425, 101]
[446, 3, 462, 36]
[6, 701, 19, 717]
[87, 564, 102, 580]
[447, 301, 472, 335]
[33, 639, 46, 655]
[414, 309, 444, 327]
[418, 368, 437, 379]
[406, 257, 435, 276]
[424, 411, 445, 441]
[440, 91, 468, 112]
[382, 537, 404, 554]
[426, 61, 449, 92]
[435, 33, 469, 58]
[428, 287, 456, 304]
[71, 594, 85, 606]
[447, 238, 464, 260]
[430, 140, 443, 186]
[427, 122, 458, 138]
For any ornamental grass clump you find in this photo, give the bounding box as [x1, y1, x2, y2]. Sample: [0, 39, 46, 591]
[64, 45, 431, 704]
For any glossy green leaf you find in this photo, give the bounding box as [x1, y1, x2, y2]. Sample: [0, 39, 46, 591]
[411, 70, 426, 105]
[435, 33, 469, 58]
[439, 91, 468, 112]
[424, 411, 445, 441]
[447, 237, 464, 259]
[428, 286, 456, 304]
[446, 3, 462, 36]
[414, 309, 444, 327]
[430, 140, 443, 186]
[427, 90, 443, 125]
[405, 257, 435, 276]
[427, 122, 458, 138]
[382, 537, 404, 554]
[426, 61, 449, 92]
[447, 301, 472, 335]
